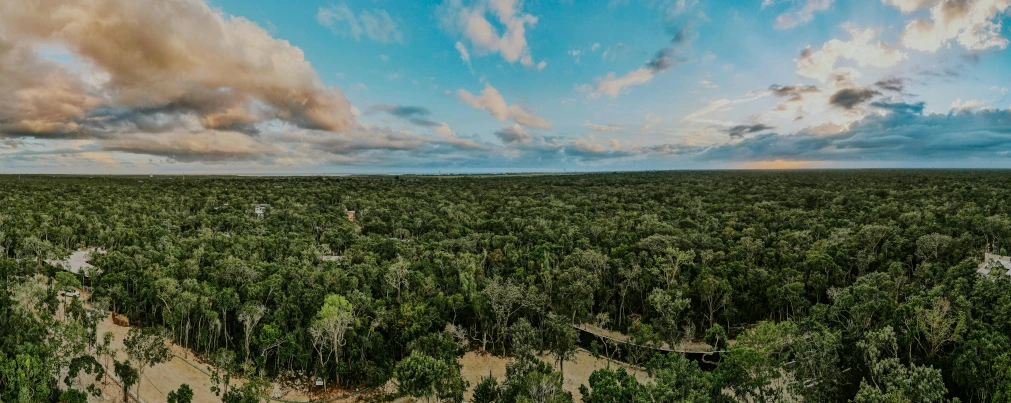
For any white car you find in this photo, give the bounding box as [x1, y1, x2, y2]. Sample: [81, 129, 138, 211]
[59, 288, 81, 298]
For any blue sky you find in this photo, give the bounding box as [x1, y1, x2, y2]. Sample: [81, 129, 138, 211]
[1, 0, 1010, 173]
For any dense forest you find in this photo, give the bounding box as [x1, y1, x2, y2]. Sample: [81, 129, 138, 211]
[2, 171, 1011, 402]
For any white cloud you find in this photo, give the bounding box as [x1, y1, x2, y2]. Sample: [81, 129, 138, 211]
[883, 0, 933, 13]
[438, 0, 544, 69]
[0, 0, 356, 143]
[772, 0, 834, 29]
[683, 91, 771, 123]
[796, 24, 906, 83]
[569, 49, 583, 63]
[591, 43, 601, 52]
[639, 113, 661, 133]
[589, 68, 657, 98]
[900, 0, 1011, 52]
[433, 122, 487, 149]
[455, 41, 473, 71]
[317, 3, 404, 44]
[583, 46, 685, 98]
[700, 80, 719, 89]
[457, 83, 552, 129]
[951, 98, 985, 111]
[570, 137, 608, 153]
[584, 121, 625, 133]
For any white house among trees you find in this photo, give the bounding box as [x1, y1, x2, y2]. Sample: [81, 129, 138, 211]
[978, 252, 1011, 276]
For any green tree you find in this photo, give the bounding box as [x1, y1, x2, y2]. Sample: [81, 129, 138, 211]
[114, 360, 138, 403]
[123, 327, 171, 401]
[704, 324, 728, 351]
[238, 303, 266, 363]
[309, 294, 354, 387]
[647, 287, 691, 348]
[643, 354, 718, 403]
[715, 321, 796, 403]
[59, 388, 89, 403]
[953, 330, 1010, 403]
[579, 367, 642, 403]
[544, 313, 578, 380]
[473, 375, 500, 403]
[394, 351, 451, 402]
[853, 326, 950, 403]
[209, 349, 237, 398]
[167, 384, 194, 403]
[509, 318, 541, 360]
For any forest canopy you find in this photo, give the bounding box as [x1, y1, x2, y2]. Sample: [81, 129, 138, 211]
[1, 171, 1010, 402]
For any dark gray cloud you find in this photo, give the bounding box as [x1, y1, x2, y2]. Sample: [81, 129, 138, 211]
[770, 84, 820, 98]
[919, 66, 963, 80]
[869, 101, 925, 115]
[829, 88, 881, 110]
[874, 78, 906, 93]
[666, 22, 698, 46]
[768, 84, 822, 113]
[494, 124, 533, 145]
[368, 104, 440, 127]
[645, 46, 686, 73]
[697, 107, 1011, 162]
[726, 124, 775, 138]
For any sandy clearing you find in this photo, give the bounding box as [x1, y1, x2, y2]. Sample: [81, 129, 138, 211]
[90, 313, 336, 403]
[65, 286, 321, 403]
[81, 313, 649, 403]
[459, 350, 649, 401]
[47, 248, 104, 276]
[64, 287, 647, 403]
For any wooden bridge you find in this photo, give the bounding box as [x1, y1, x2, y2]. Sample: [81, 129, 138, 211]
[571, 323, 728, 370]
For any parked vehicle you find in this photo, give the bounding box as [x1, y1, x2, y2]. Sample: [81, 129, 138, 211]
[58, 288, 80, 298]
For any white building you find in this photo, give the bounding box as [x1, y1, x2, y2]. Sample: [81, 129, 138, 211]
[251, 204, 269, 218]
[978, 252, 1011, 277]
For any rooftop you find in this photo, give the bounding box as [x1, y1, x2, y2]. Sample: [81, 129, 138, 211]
[978, 252, 1011, 277]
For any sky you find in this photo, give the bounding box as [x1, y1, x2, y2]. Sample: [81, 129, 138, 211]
[1, 0, 1010, 174]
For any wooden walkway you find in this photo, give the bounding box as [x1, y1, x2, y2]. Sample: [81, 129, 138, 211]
[572, 323, 729, 354]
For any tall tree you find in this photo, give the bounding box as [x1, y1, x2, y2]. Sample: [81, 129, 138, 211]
[123, 327, 171, 401]
[310, 294, 354, 387]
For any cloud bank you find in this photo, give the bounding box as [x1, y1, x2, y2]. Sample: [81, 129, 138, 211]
[0, 0, 357, 162]
[898, 0, 1011, 52]
[698, 105, 1011, 162]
